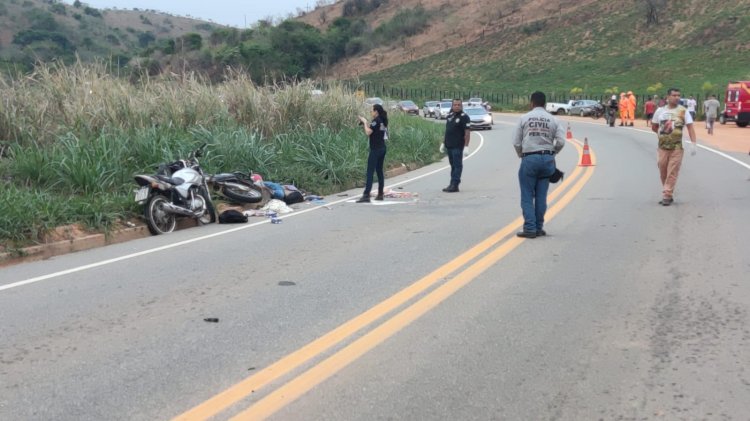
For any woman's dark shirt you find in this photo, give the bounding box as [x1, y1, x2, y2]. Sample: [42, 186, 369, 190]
[369, 116, 387, 149]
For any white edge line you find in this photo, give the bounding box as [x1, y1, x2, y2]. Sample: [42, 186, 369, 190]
[0, 133, 486, 292]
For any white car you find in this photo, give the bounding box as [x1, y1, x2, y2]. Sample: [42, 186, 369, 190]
[546, 100, 574, 115]
[433, 101, 453, 119]
[465, 107, 493, 130]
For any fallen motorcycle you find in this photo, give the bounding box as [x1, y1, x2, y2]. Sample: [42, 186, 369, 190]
[206, 171, 266, 204]
[133, 143, 216, 235]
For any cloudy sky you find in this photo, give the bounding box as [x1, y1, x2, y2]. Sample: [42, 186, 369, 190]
[65, 0, 321, 28]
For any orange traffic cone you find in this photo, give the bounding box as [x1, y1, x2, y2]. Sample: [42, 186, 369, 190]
[579, 137, 593, 166]
[566, 123, 572, 140]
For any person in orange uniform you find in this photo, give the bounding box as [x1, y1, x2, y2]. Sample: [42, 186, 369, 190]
[619, 92, 627, 126]
[626, 91, 637, 126]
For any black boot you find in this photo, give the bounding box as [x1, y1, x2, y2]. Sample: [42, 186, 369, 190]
[356, 194, 371, 203]
[375, 188, 384, 201]
[442, 182, 459, 193]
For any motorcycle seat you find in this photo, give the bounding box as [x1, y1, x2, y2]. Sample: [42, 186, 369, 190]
[156, 174, 183, 185]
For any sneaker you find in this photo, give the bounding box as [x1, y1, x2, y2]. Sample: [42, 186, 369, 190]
[658, 197, 673, 206]
[356, 196, 371, 203]
[516, 231, 537, 239]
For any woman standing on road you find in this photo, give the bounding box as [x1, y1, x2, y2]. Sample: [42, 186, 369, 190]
[356, 104, 388, 203]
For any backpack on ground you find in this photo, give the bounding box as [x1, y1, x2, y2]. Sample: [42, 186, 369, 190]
[218, 209, 248, 224]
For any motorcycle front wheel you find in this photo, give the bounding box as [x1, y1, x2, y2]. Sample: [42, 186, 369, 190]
[145, 194, 177, 235]
[195, 189, 217, 225]
[221, 182, 263, 203]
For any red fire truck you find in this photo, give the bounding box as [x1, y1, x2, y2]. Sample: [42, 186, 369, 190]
[719, 81, 750, 127]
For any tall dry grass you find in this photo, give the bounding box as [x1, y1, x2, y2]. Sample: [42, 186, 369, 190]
[0, 60, 366, 146]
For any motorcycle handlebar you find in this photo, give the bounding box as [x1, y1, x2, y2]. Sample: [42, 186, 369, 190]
[194, 143, 207, 158]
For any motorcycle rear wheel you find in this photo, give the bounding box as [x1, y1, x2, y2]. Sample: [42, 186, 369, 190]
[222, 182, 263, 203]
[145, 194, 176, 235]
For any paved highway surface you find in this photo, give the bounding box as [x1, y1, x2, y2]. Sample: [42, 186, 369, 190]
[2, 115, 749, 420]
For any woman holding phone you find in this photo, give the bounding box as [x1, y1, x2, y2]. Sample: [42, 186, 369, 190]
[356, 104, 388, 203]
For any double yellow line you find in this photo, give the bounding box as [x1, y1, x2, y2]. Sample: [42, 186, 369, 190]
[174, 140, 595, 421]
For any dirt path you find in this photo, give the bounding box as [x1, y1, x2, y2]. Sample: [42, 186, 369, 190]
[692, 121, 749, 154]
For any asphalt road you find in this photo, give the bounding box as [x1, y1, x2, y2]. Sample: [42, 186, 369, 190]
[1, 114, 749, 420]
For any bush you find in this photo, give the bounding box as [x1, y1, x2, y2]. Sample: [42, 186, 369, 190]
[49, 3, 66, 15]
[179, 33, 203, 51]
[521, 20, 545, 35]
[83, 6, 102, 18]
[12, 30, 72, 50]
[373, 6, 432, 44]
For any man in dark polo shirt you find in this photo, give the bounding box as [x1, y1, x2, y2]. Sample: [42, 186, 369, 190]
[442, 99, 471, 192]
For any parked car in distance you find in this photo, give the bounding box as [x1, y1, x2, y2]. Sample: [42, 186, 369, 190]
[397, 100, 420, 115]
[570, 100, 604, 117]
[546, 100, 574, 115]
[364, 97, 384, 106]
[465, 106, 493, 130]
[434, 101, 453, 119]
[385, 100, 399, 111]
[467, 97, 483, 107]
[423, 101, 439, 117]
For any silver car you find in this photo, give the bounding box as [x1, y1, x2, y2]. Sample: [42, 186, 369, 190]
[433, 101, 453, 119]
[465, 107, 493, 130]
[423, 101, 438, 117]
[569, 99, 604, 117]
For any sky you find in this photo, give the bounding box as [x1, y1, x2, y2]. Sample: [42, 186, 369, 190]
[64, 1, 321, 28]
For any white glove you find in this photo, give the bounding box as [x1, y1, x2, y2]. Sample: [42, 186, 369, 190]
[689, 142, 697, 156]
[439, 143, 446, 154]
[463, 149, 469, 157]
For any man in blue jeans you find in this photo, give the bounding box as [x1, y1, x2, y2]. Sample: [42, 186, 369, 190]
[442, 99, 471, 192]
[512, 91, 566, 238]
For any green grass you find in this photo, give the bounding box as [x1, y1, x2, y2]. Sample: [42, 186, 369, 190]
[0, 62, 443, 246]
[359, 0, 750, 101]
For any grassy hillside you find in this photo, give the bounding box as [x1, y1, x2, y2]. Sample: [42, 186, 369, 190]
[331, 0, 750, 97]
[0, 0, 220, 74]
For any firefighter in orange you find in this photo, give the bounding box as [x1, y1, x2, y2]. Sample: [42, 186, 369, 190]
[626, 91, 637, 126]
[619, 92, 627, 126]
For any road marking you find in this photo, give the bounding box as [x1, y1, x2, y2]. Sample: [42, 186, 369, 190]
[172, 140, 590, 421]
[1, 133, 487, 292]
[228, 146, 597, 421]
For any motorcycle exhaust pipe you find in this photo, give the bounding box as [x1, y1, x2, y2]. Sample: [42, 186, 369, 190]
[161, 202, 198, 217]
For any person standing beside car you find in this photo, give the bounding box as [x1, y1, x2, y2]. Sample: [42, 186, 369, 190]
[513, 91, 566, 238]
[442, 99, 471, 193]
[356, 104, 388, 203]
